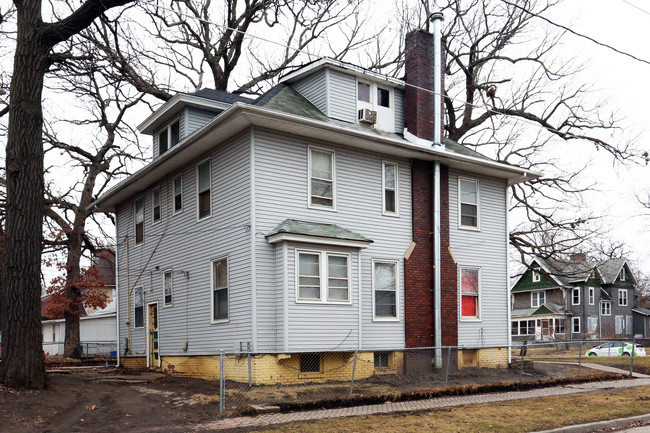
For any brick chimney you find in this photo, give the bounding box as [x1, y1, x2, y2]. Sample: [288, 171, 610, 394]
[570, 253, 587, 262]
[404, 30, 435, 144]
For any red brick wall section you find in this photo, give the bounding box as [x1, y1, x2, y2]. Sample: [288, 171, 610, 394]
[404, 30, 434, 141]
[405, 160, 434, 348]
[440, 165, 458, 346]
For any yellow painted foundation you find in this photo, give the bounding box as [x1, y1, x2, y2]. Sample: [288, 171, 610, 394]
[458, 347, 509, 368]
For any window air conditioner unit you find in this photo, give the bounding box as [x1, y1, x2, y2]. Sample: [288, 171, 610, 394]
[358, 108, 377, 124]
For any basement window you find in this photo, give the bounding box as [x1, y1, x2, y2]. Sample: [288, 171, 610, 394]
[374, 352, 389, 368]
[299, 354, 321, 373]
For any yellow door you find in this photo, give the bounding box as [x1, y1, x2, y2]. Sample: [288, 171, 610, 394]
[148, 304, 159, 367]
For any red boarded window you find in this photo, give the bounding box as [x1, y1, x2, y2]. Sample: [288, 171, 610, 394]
[461, 268, 479, 318]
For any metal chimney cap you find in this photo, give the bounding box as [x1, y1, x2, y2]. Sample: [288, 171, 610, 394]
[430, 11, 444, 21]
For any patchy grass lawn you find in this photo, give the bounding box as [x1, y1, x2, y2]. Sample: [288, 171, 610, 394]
[530, 355, 650, 375]
[253, 385, 650, 433]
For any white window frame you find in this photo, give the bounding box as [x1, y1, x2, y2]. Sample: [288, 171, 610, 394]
[173, 175, 183, 215]
[372, 258, 400, 322]
[589, 287, 595, 305]
[163, 269, 173, 307]
[307, 146, 337, 211]
[382, 161, 399, 217]
[157, 118, 181, 156]
[572, 317, 581, 334]
[620, 266, 626, 282]
[295, 249, 352, 304]
[134, 286, 144, 328]
[601, 301, 612, 316]
[134, 197, 144, 246]
[531, 290, 545, 308]
[459, 266, 481, 321]
[211, 257, 230, 323]
[619, 289, 628, 307]
[458, 177, 480, 230]
[572, 287, 580, 305]
[152, 188, 161, 225]
[532, 268, 541, 283]
[196, 158, 212, 221]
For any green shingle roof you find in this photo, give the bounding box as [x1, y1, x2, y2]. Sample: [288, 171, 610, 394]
[266, 219, 373, 243]
[511, 302, 565, 318]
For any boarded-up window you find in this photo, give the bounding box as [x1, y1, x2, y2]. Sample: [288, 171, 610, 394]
[588, 316, 598, 333]
[616, 315, 624, 335]
[461, 267, 479, 318]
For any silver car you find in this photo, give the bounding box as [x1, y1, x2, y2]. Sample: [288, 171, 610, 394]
[585, 341, 646, 357]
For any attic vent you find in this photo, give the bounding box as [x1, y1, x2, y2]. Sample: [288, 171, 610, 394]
[358, 108, 377, 124]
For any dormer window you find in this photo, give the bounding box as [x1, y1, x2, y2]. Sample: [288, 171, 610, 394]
[377, 87, 390, 108]
[158, 119, 180, 156]
[532, 268, 541, 283]
[358, 82, 370, 103]
[620, 266, 626, 282]
[357, 80, 394, 132]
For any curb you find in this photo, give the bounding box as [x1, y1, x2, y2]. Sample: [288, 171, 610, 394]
[532, 413, 650, 433]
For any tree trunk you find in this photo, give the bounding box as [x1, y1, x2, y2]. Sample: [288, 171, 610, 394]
[1, 0, 48, 388]
[63, 236, 83, 359]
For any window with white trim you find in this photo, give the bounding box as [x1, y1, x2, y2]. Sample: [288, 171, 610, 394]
[572, 317, 580, 334]
[134, 197, 144, 245]
[309, 147, 335, 209]
[618, 289, 628, 306]
[532, 268, 541, 283]
[134, 286, 144, 328]
[197, 160, 211, 219]
[152, 188, 161, 223]
[173, 176, 182, 213]
[531, 290, 545, 308]
[212, 258, 228, 321]
[297, 251, 350, 303]
[620, 266, 627, 282]
[459, 178, 479, 228]
[555, 319, 565, 334]
[589, 287, 595, 305]
[357, 82, 370, 103]
[460, 267, 480, 319]
[382, 162, 398, 215]
[511, 319, 535, 336]
[158, 119, 180, 156]
[373, 260, 398, 319]
[163, 270, 173, 306]
[601, 301, 611, 316]
[572, 287, 580, 305]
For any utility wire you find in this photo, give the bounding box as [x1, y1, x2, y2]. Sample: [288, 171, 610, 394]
[621, 0, 650, 16]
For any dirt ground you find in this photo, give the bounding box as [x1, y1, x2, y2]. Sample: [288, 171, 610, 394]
[0, 362, 611, 433]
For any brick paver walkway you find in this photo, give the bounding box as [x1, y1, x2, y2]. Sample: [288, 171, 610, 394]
[192, 376, 650, 431]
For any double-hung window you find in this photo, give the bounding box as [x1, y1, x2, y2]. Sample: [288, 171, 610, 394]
[460, 267, 480, 319]
[152, 189, 161, 223]
[601, 301, 611, 316]
[532, 268, 541, 282]
[309, 147, 335, 209]
[197, 160, 211, 219]
[619, 289, 628, 306]
[134, 286, 144, 328]
[212, 258, 228, 322]
[173, 176, 182, 213]
[572, 287, 580, 305]
[459, 178, 479, 229]
[589, 287, 595, 305]
[572, 317, 580, 334]
[382, 162, 398, 215]
[134, 197, 144, 245]
[373, 260, 398, 319]
[297, 251, 350, 303]
[158, 120, 180, 156]
[163, 270, 173, 306]
[531, 290, 545, 308]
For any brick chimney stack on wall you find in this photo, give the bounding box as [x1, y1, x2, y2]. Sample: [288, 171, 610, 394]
[404, 30, 435, 143]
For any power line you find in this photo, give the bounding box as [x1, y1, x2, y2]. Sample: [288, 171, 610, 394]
[621, 0, 650, 16]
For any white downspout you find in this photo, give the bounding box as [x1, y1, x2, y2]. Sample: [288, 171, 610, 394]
[116, 238, 121, 367]
[506, 186, 512, 363]
[432, 11, 444, 368]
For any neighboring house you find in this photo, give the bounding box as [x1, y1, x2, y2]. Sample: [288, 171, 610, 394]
[510, 254, 638, 342]
[93, 22, 537, 382]
[42, 249, 117, 355]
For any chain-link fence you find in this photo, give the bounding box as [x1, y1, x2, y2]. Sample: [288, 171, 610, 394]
[43, 341, 117, 358]
[156, 339, 645, 415]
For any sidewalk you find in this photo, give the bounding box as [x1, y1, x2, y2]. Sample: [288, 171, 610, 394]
[192, 366, 650, 431]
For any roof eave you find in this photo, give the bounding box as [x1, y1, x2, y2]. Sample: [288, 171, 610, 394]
[137, 94, 232, 134]
[280, 58, 405, 88]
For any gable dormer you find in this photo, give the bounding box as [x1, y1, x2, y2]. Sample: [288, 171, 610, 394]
[138, 89, 254, 160]
[279, 59, 405, 135]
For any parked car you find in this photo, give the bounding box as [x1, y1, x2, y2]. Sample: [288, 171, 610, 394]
[585, 342, 646, 357]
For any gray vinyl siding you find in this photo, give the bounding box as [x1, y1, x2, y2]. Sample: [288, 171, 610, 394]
[393, 88, 404, 134]
[184, 107, 221, 138]
[116, 131, 252, 358]
[449, 169, 509, 347]
[327, 69, 356, 123]
[253, 128, 410, 352]
[293, 69, 328, 116]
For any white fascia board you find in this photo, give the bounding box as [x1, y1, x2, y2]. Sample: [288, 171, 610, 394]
[93, 102, 540, 211]
[137, 94, 232, 134]
[280, 58, 405, 89]
[530, 256, 565, 287]
[266, 232, 372, 249]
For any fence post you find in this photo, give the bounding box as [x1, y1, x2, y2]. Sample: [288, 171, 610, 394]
[630, 335, 635, 376]
[219, 350, 225, 415]
[349, 351, 358, 397]
[247, 342, 252, 388]
[578, 341, 582, 375]
[520, 341, 526, 375]
[445, 346, 451, 386]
